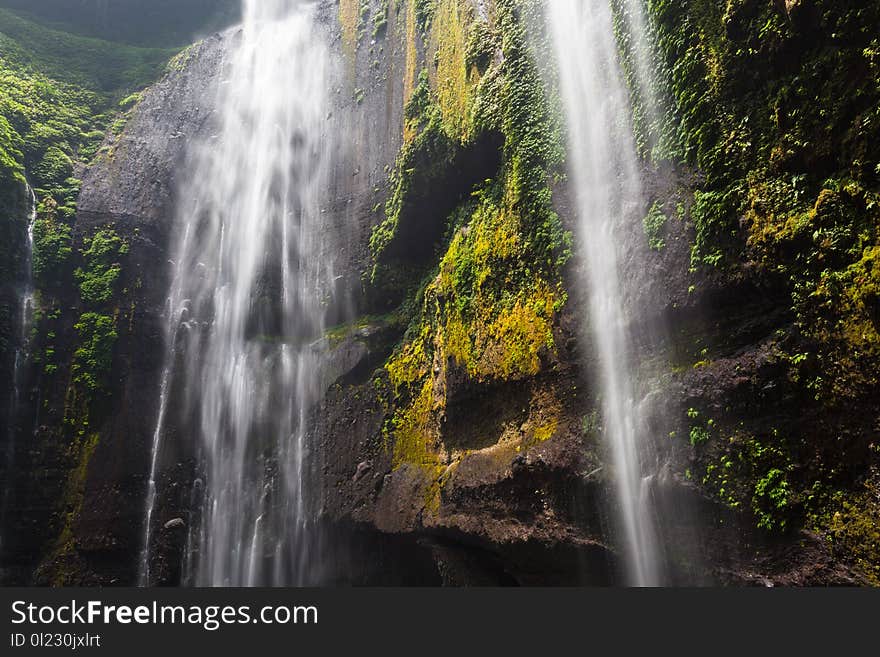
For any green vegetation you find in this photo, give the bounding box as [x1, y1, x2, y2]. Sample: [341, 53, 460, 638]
[691, 425, 796, 532]
[645, 1, 880, 575]
[1, 10, 158, 437]
[0, 112, 24, 184]
[1, 7, 168, 383]
[71, 312, 118, 393]
[0, 0, 238, 48]
[31, 199, 72, 289]
[67, 228, 128, 393]
[0, 8, 176, 194]
[643, 201, 668, 251]
[812, 467, 880, 585]
[0, 9, 176, 92]
[646, 0, 879, 273]
[373, 0, 390, 39]
[0, 0, 876, 583]
[368, 0, 570, 510]
[75, 230, 128, 307]
[0, 8, 172, 583]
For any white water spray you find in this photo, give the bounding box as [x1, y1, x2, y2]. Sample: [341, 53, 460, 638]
[0, 184, 37, 552]
[140, 0, 334, 586]
[547, 0, 663, 586]
[13, 185, 37, 418]
[619, 0, 661, 138]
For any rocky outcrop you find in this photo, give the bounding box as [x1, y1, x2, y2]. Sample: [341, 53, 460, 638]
[0, 34, 229, 585]
[312, 313, 617, 584]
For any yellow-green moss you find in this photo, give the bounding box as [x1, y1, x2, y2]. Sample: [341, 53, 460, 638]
[386, 324, 432, 392]
[815, 245, 880, 352]
[403, 0, 419, 142]
[828, 497, 880, 585]
[388, 378, 445, 513]
[390, 379, 436, 468]
[429, 0, 476, 141]
[44, 432, 99, 586]
[339, 0, 361, 63]
[747, 180, 880, 400]
[376, 0, 569, 509]
[532, 416, 558, 444]
[431, 179, 560, 381]
[448, 280, 556, 380]
[812, 473, 880, 586]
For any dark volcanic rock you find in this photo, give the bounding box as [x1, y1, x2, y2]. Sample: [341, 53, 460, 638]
[78, 36, 227, 228]
[1, 34, 228, 586]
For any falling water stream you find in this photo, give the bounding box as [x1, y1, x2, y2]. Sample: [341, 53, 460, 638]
[10, 185, 37, 439]
[0, 184, 37, 552]
[136, 0, 665, 588]
[547, 0, 663, 586]
[140, 0, 333, 586]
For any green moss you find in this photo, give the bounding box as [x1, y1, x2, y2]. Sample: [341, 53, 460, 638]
[390, 378, 436, 467]
[71, 312, 118, 393]
[32, 199, 73, 289]
[164, 44, 197, 73]
[689, 186, 741, 268]
[643, 201, 668, 251]
[42, 431, 100, 586]
[0, 8, 176, 92]
[324, 311, 404, 348]
[814, 473, 880, 585]
[432, 182, 562, 381]
[0, 113, 25, 184]
[748, 180, 880, 401]
[386, 325, 432, 393]
[369, 73, 458, 274]
[75, 229, 128, 307]
[642, 9, 880, 533]
[377, 0, 570, 489]
[32, 145, 73, 187]
[464, 19, 495, 74]
[647, 0, 880, 273]
[1, 5, 187, 582]
[414, 0, 437, 34]
[373, 0, 390, 39]
[0, 7, 179, 243]
[430, 0, 474, 141]
[531, 416, 558, 445]
[118, 91, 142, 110]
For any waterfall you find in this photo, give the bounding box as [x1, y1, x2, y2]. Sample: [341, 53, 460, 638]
[12, 184, 37, 429]
[140, 0, 334, 586]
[547, 0, 663, 586]
[618, 0, 661, 142]
[1, 184, 37, 551]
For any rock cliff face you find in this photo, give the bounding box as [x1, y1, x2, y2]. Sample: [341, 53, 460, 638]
[0, 34, 229, 585]
[1, 0, 877, 586]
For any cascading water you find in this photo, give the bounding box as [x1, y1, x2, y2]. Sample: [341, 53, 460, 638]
[140, 0, 334, 586]
[618, 0, 661, 137]
[547, 0, 663, 586]
[0, 184, 37, 550]
[10, 185, 37, 434]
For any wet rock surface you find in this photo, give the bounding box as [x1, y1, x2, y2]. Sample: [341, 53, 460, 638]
[2, 1, 871, 587]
